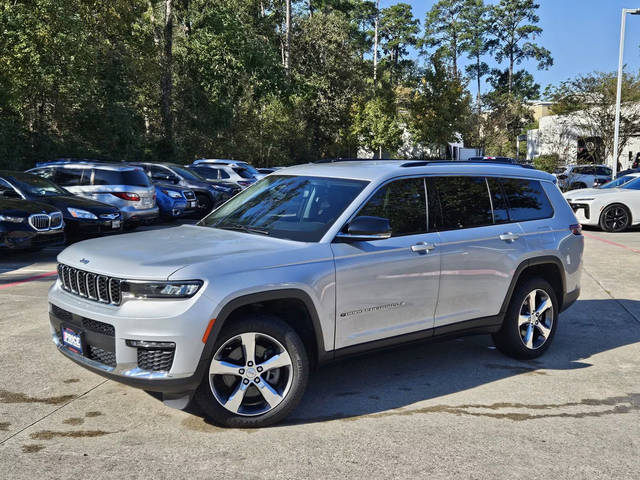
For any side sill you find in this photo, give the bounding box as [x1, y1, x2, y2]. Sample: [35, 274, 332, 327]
[329, 315, 503, 364]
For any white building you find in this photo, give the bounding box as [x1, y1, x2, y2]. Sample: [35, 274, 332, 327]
[527, 104, 640, 169]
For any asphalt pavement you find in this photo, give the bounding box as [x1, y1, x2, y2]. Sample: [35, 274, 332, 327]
[0, 225, 638, 479]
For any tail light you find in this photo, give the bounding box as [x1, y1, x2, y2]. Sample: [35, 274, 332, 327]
[111, 192, 140, 201]
[570, 223, 582, 235]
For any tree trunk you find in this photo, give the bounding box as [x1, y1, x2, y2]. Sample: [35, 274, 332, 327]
[284, 0, 291, 73]
[373, 0, 379, 87]
[160, 0, 174, 149]
[508, 48, 513, 95]
[452, 31, 457, 78]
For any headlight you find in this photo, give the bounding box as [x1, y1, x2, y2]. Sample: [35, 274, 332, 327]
[161, 189, 183, 199]
[120, 280, 203, 299]
[0, 214, 24, 223]
[68, 207, 98, 219]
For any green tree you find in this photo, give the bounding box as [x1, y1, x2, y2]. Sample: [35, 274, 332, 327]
[351, 95, 403, 157]
[378, 3, 419, 85]
[459, 0, 491, 110]
[489, 0, 552, 95]
[409, 55, 473, 150]
[422, 0, 465, 77]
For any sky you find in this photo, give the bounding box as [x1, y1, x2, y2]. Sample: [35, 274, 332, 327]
[389, 0, 640, 97]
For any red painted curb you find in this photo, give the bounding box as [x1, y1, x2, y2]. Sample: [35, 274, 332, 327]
[0, 271, 58, 290]
[583, 232, 640, 254]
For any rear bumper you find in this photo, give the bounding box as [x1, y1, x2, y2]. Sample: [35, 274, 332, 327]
[561, 288, 580, 312]
[121, 206, 159, 225]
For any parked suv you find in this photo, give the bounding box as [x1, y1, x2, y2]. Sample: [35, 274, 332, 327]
[129, 162, 226, 215]
[556, 164, 611, 191]
[48, 160, 583, 427]
[190, 159, 263, 189]
[28, 162, 158, 228]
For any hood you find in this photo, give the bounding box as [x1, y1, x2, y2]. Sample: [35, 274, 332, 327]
[0, 198, 60, 216]
[32, 195, 118, 215]
[563, 188, 618, 200]
[57, 224, 310, 280]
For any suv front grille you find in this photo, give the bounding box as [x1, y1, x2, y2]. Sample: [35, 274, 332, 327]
[58, 263, 122, 306]
[137, 348, 175, 372]
[88, 346, 116, 367]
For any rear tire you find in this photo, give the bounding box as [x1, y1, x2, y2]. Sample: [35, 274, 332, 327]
[599, 204, 631, 232]
[492, 277, 558, 360]
[195, 193, 213, 215]
[195, 314, 309, 428]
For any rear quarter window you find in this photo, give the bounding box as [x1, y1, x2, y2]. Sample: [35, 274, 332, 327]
[92, 169, 151, 187]
[501, 178, 554, 222]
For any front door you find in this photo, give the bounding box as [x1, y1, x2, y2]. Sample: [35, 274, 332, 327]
[332, 177, 441, 349]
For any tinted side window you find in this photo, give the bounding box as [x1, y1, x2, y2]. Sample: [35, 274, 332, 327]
[501, 179, 554, 221]
[596, 166, 611, 176]
[218, 168, 230, 179]
[434, 176, 493, 230]
[55, 168, 86, 186]
[486, 178, 510, 224]
[357, 178, 427, 237]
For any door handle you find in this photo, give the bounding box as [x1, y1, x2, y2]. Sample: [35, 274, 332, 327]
[499, 232, 520, 242]
[411, 242, 436, 253]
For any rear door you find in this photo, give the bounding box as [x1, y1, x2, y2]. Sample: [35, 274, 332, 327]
[431, 176, 529, 328]
[52, 167, 91, 197]
[332, 177, 441, 349]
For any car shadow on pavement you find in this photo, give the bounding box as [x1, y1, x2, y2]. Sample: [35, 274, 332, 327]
[281, 298, 640, 425]
[0, 248, 61, 276]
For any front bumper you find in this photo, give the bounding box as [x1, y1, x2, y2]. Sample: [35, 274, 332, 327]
[66, 217, 123, 237]
[568, 202, 598, 226]
[48, 281, 216, 393]
[0, 228, 65, 250]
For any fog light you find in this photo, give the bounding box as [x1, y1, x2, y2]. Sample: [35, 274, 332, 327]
[126, 340, 176, 349]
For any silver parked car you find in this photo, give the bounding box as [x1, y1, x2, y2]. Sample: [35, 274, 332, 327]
[48, 160, 583, 427]
[28, 162, 158, 228]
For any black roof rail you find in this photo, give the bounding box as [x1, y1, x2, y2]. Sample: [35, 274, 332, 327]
[400, 160, 535, 169]
[312, 158, 409, 164]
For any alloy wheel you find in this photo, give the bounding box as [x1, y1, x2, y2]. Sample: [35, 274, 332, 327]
[518, 289, 554, 350]
[603, 206, 629, 232]
[208, 332, 294, 416]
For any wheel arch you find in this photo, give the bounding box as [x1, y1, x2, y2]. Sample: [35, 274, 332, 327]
[599, 202, 632, 228]
[204, 289, 330, 370]
[500, 256, 567, 316]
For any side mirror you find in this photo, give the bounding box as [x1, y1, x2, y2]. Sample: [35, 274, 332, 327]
[336, 216, 392, 241]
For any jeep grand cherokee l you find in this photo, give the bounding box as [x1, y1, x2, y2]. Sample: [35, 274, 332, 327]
[48, 160, 583, 427]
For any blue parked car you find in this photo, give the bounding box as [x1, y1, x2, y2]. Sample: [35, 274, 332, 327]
[155, 184, 198, 220]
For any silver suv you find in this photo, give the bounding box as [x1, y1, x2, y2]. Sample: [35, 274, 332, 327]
[556, 164, 612, 190]
[28, 162, 158, 228]
[48, 160, 583, 427]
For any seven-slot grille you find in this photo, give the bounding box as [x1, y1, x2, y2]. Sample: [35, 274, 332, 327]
[183, 190, 196, 201]
[28, 212, 63, 231]
[58, 263, 122, 305]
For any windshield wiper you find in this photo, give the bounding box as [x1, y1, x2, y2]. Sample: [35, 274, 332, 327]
[217, 223, 270, 236]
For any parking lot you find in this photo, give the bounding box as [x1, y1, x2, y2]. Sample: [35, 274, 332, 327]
[0, 224, 639, 479]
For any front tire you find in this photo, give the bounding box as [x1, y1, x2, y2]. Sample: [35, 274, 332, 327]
[195, 314, 309, 428]
[599, 204, 631, 232]
[492, 277, 558, 360]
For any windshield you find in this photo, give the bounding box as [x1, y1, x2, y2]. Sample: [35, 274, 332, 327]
[199, 175, 368, 242]
[599, 175, 635, 189]
[620, 177, 640, 190]
[170, 165, 205, 182]
[9, 173, 67, 196]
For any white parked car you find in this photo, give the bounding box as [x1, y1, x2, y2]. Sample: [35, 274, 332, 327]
[563, 173, 640, 232]
[556, 165, 612, 191]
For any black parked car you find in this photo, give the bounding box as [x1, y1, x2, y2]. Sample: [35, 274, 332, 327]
[0, 197, 65, 251]
[0, 171, 122, 239]
[129, 162, 228, 215]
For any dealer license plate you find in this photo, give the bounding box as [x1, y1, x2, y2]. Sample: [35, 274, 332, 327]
[61, 326, 83, 355]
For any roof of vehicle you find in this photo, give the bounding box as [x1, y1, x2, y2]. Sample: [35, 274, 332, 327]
[193, 159, 250, 166]
[276, 160, 556, 182]
[30, 161, 142, 172]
